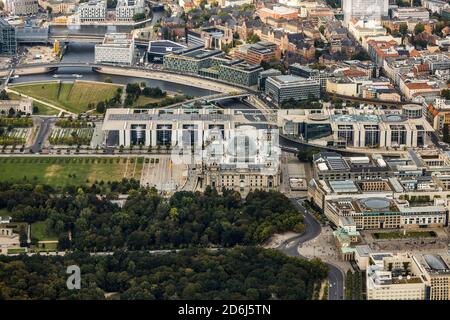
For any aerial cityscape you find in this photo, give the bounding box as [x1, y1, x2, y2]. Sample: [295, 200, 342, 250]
[0, 0, 449, 306]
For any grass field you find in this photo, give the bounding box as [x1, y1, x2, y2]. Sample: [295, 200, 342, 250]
[11, 81, 121, 114]
[8, 90, 59, 115]
[373, 230, 437, 240]
[7, 248, 26, 254]
[31, 221, 58, 241]
[0, 157, 144, 187]
[132, 95, 163, 107]
[33, 101, 60, 116]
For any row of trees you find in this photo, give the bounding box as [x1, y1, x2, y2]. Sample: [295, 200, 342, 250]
[0, 117, 33, 127]
[48, 130, 91, 146]
[0, 178, 140, 214]
[85, 87, 122, 114]
[0, 247, 328, 300]
[125, 83, 168, 106]
[345, 270, 363, 300]
[281, 97, 321, 109]
[55, 119, 91, 128]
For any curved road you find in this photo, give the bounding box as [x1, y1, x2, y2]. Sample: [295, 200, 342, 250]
[276, 198, 344, 300]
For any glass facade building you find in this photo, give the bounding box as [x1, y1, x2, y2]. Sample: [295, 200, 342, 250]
[0, 19, 17, 55]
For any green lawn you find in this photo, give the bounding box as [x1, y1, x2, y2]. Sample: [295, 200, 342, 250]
[0, 157, 144, 187]
[373, 230, 437, 240]
[0, 208, 10, 217]
[8, 90, 58, 115]
[7, 248, 26, 254]
[31, 221, 58, 241]
[10, 81, 122, 114]
[33, 101, 60, 116]
[131, 95, 163, 107]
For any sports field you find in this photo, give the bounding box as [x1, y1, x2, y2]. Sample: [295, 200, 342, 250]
[0, 157, 144, 187]
[10, 81, 122, 114]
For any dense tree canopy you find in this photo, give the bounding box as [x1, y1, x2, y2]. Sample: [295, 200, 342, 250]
[0, 183, 304, 251]
[0, 247, 328, 300]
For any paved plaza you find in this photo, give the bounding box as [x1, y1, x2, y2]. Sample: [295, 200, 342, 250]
[140, 155, 188, 195]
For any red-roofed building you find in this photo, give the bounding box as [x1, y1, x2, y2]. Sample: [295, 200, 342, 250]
[367, 39, 399, 66]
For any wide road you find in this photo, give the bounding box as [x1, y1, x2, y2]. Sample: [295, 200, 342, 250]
[276, 198, 344, 300]
[31, 117, 58, 153]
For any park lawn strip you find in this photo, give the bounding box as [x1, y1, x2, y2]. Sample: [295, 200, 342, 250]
[373, 230, 437, 239]
[7, 92, 23, 100]
[7, 248, 26, 254]
[0, 208, 10, 217]
[0, 157, 144, 187]
[32, 101, 60, 116]
[31, 221, 58, 241]
[131, 95, 165, 107]
[10, 81, 122, 114]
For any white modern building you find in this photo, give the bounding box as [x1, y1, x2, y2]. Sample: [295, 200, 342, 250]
[342, 0, 389, 25]
[102, 104, 250, 147]
[5, 0, 39, 15]
[391, 7, 430, 21]
[422, 0, 449, 14]
[101, 104, 282, 193]
[348, 19, 387, 43]
[265, 75, 320, 106]
[222, 0, 253, 7]
[77, 0, 107, 22]
[95, 33, 136, 65]
[115, 0, 145, 21]
[367, 253, 427, 300]
[277, 107, 434, 149]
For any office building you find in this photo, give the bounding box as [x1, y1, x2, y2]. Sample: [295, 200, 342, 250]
[164, 48, 224, 74]
[102, 105, 281, 194]
[217, 61, 263, 87]
[15, 26, 49, 44]
[147, 40, 187, 63]
[424, 54, 450, 73]
[324, 196, 448, 230]
[78, 0, 107, 22]
[5, 0, 38, 15]
[391, 7, 430, 21]
[342, 0, 389, 25]
[164, 48, 262, 86]
[95, 33, 136, 65]
[265, 75, 320, 106]
[0, 19, 17, 55]
[38, 0, 78, 14]
[416, 254, 450, 300]
[258, 69, 282, 91]
[232, 41, 278, 65]
[115, 0, 145, 21]
[277, 107, 433, 148]
[367, 253, 427, 300]
[289, 63, 331, 91]
[258, 6, 299, 23]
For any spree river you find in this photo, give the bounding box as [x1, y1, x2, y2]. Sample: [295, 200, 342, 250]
[10, 18, 215, 98]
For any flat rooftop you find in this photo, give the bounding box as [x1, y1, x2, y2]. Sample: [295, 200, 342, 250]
[181, 48, 222, 59]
